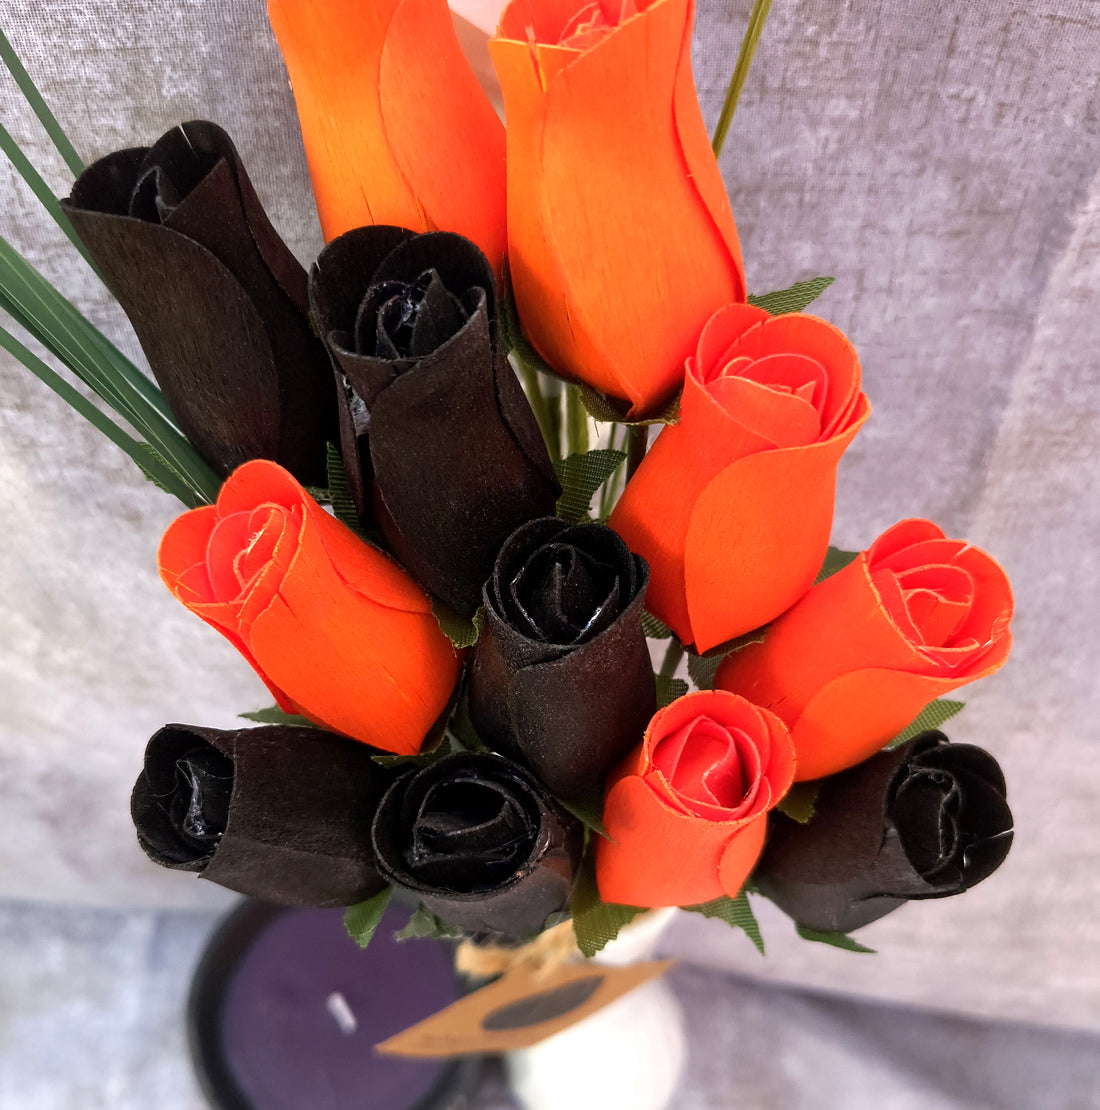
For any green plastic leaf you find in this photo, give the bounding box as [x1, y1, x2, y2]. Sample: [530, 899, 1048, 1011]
[683, 891, 765, 956]
[577, 382, 681, 427]
[796, 925, 875, 954]
[431, 600, 484, 650]
[814, 545, 859, 585]
[655, 674, 689, 710]
[554, 448, 627, 523]
[570, 853, 644, 958]
[776, 781, 821, 824]
[325, 442, 367, 536]
[687, 626, 770, 690]
[557, 792, 609, 839]
[238, 706, 320, 729]
[371, 734, 453, 770]
[343, 887, 392, 949]
[396, 904, 467, 941]
[641, 612, 673, 639]
[748, 277, 835, 317]
[885, 699, 965, 749]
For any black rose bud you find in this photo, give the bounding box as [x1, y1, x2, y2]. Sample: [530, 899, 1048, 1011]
[755, 730, 1013, 933]
[468, 518, 656, 799]
[309, 227, 559, 617]
[371, 751, 583, 938]
[62, 120, 335, 484]
[131, 723, 391, 907]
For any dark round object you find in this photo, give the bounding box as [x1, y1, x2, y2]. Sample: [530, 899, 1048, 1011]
[187, 899, 482, 1110]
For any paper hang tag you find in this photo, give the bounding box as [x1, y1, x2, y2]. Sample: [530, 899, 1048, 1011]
[376, 959, 674, 1057]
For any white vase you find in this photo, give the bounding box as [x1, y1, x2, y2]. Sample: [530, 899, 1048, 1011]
[505, 908, 685, 1110]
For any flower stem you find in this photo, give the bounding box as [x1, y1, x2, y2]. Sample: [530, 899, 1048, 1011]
[660, 639, 685, 677]
[625, 424, 649, 480]
[512, 353, 557, 458]
[711, 0, 774, 158]
[565, 384, 589, 456]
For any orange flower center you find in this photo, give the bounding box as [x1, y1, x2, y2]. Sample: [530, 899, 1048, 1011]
[651, 714, 763, 821]
[203, 503, 299, 603]
[544, 0, 644, 49]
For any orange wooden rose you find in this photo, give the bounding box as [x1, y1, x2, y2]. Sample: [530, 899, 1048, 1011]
[267, 0, 506, 269]
[609, 303, 870, 651]
[596, 690, 795, 907]
[489, 0, 745, 417]
[158, 459, 460, 755]
[716, 519, 1014, 781]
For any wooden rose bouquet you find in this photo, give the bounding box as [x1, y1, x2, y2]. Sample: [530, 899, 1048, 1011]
[2, 0, 1014, 988]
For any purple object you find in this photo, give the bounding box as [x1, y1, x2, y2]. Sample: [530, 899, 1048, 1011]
[188, 900, 481, 1110]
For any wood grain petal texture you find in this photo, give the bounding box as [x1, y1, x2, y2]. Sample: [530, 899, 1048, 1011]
[63, 122, 334, 485]
[158, 460, 460, 755]
[716, 528, 1013, 780]
[267, 0, 506, 269]
[490, 0, 745, 415]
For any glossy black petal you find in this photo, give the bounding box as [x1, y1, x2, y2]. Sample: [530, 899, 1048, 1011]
[131, 723, 391, 907]
[468, 518, 656, 799]
[63, 121, 335, 484]
[755, 731, 1013, 933]
[371, 751, 582, 939]
[310, 228, 558, 616]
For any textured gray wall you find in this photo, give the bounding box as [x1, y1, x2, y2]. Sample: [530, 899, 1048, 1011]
[1, 0, 1098, 1028]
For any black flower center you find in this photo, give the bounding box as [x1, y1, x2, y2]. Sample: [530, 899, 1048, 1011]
[506, 540, 623, 645]
[164, 746, 234, 858]
[404, 772, 539, 893]
[355, 268, 469, 361]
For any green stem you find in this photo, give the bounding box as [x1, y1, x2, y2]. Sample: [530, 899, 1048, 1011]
[565, 385, 589, 456]
[625, 424, 649, 480]
[0, 26, 85, 178]
[711, 0, 774, 158]
[660, 639, 685, 677]
[597, 423, 623, 519]
[0, 119, 99, 273]
[511, 353, 557, 458]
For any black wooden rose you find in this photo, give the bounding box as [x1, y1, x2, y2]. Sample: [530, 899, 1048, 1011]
[63, 120, 335, 484]
[755, 730, 1013, 933]
[371, 751, 582, 938]
[309, 227, 559, 617]
[468, 517, 656, 799]
[131, 723, 391, 907]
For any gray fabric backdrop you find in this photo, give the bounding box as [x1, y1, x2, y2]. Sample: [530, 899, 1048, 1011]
[1, 0, 1097, 1032]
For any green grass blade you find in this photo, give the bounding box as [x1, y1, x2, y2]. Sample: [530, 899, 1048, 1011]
[0, 240, 220, 502]
[0, 324, 195, 503]
[0, 118, 98, 271]
[0, 25, 84, 177]
[711, 0, 774, 158]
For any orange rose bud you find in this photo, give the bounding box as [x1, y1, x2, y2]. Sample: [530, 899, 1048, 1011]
[596, 690, 796, 907]
[489, 0, 745, 417]
[158, 460, 460, 756]
[267, 0, 506, 269]
[609, 303, 870, 651]
[716, 519, 1014, 781]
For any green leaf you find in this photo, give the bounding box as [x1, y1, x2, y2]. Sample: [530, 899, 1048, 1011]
[814, 545, 859, 585]
[343, 887, 392, 949]
[238, 706, 321, 729]
[431, 600, 484, 650]
[684, 892, 765, 955]
[396, 904, 467, 941]
[543, 910, 572, 931]
[795, 925, 875, 954]
[655, 673, 689, 710]
[776, 781, 821, 824]
[325, 443, 367, 536]
[570, 853, 644, 958]
[641, 612, 673, 639]
[686, 627, 770, 691]
[371, 733, 453, 769]
[748, 277, 835, 317]
[885, 698, 965, 749]
[132, 441, 197, 501]
[557, 792, 608, 839]
[554, 448, 627, 523]
[577, 382, 681, 427]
